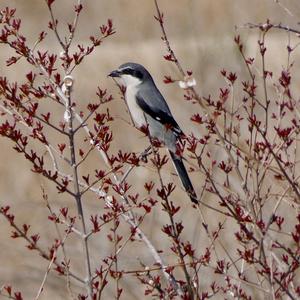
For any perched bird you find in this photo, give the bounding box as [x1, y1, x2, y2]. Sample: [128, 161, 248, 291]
[109, 62, 197, 204]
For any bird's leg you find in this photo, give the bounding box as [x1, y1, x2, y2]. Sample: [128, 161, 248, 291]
[140, 146, 152, 163]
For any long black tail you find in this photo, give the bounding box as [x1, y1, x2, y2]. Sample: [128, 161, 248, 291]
[169, 150, 198, 204]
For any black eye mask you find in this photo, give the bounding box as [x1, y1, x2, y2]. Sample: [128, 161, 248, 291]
[122, 68, 143, 80]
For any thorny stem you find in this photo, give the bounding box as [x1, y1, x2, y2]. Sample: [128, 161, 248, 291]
[256, 126, 300, 201]
[29, 46, 175, 295]
[154, 0, 250, 201]
[34, 227, 72, 300]
[42, 190, 75, 299]
[246, 22, 300, 35]
[196, 156, 260, 244]
[198, 157, 296, 299]
[152, 9, 273, 296]
[45, 0, 65, 50]
[119, 146, 152, 184]
[66, 0, 82, 50]
[34, 251, 56, 300]
[156, 162, 194, 298]
[236, 34, 256, 195]
[145, 114, 192, 298]
[154, 0, 185, 76]
[110, 84, 188, 291]
[260, 31, 270, 134]
[2, 2, 299, 299]
[95, 220, 148, 300]
[65, 83, 92, 297]
[0, 208, 84, 284]
[113, 217, 120, 299]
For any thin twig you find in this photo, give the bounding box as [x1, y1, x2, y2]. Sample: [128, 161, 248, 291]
[246, 22, 300, 35]
[65, 80, 92, 297]
[153, 0, 251, 203]
[45, 0, 66, 50]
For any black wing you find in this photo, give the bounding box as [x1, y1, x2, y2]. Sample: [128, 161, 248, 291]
[136, 94, 183, 137]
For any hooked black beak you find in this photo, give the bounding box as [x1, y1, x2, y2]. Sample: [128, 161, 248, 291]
[108, 70, 121, 78]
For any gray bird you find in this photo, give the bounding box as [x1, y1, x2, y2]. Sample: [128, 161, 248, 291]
[109, 62, 197, 204]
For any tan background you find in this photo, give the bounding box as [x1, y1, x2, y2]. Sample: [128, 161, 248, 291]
[1, 0, 300, 299]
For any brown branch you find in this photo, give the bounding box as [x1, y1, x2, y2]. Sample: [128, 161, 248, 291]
[256, 126, 300, 201]
[0, 209, 84, 284]
[153, 0, 250, 202]
[64, 77, 92, 297]
[246, 22, 300, 35]
[144, 114, 192, 298]
[45, 0, 66, 50]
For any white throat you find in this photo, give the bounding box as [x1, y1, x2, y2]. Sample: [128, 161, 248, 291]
[120, 75, 145, 128]
[120, 74, 142, 88]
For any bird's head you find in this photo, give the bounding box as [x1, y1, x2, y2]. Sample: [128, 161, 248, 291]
[108, 62, 152, 88]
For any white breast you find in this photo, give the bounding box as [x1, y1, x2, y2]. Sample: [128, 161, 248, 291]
[119, 73, 146, 128]
[125, 85, 146, 128]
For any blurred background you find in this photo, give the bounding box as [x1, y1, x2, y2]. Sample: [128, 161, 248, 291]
[1, 0, 300, 299]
